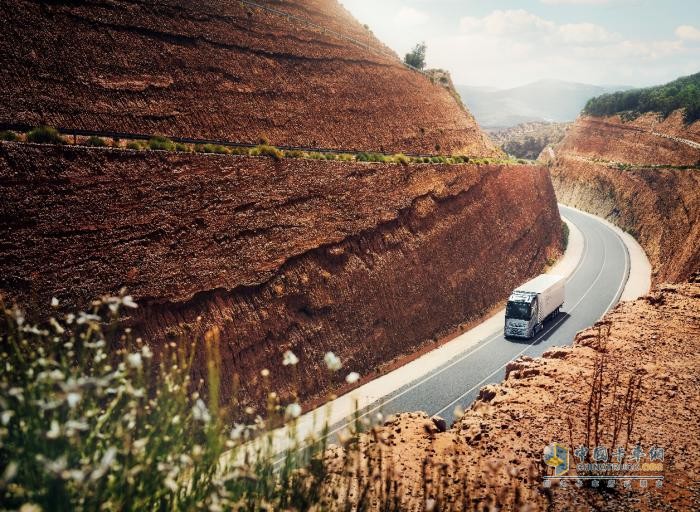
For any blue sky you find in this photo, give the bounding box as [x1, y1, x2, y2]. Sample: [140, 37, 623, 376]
[341, 0, 700, 88]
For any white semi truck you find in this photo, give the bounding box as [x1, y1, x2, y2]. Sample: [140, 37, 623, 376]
[504, 274, 565, 339]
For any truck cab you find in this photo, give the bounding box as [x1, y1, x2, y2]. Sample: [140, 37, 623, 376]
[504, 274, 565, 339]
[504, 291, 539, 339]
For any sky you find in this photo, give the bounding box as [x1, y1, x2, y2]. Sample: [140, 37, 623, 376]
[340, 0, 700, 89]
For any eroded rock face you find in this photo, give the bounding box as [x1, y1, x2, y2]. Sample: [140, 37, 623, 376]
[0, 0, 498, 156]
[331, 282, 700, 511]
[0, 143, 561, 409]
[549, 112, 700, 283]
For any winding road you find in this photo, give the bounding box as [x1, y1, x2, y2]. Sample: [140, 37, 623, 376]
[267, 204, 647, 461]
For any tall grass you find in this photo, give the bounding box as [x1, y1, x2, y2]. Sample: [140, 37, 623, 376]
[0, 293, 350, 511]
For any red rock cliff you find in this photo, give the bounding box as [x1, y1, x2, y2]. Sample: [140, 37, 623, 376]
[0, 144, 561, 409]
[549, 111, 700, 283]
[0, 0, 498, 156]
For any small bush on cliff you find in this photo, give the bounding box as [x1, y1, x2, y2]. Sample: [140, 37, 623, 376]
[26, 126, 65, 145]
[284, 150, 304, 158]
[84, 136, 106, 147]
[561, 221, 569, 251]
[0, 130, 18, 142]
[126, 141, 143, 150]
[392, 153, 410, 165]
[174, 142, 190, 152]
[251, 144, 284, 160]
[148, 135, 176, 151]
[404, 41, 426, 70]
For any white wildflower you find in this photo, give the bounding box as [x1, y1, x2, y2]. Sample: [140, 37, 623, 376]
[1, 410, 14, 426]
[20, 505, 42, 512]
[44, 455, 67, 475]
[282, 350, 299, 366]
[65, 313, 75, 324]
[345, 372, 360, 384]
[66, 392, 81, 409]
[192, 399, 211, 424]
[141, 344, 153, 359]
[51, 297, 59, 307]
[46, 420, 60, 439]
[171, 415, 181, 425]
[260, 368, 270, 378]
[127, 352, 142, 369]
[48, 370, 64, 381]
[230, 423, 246, 441]
[324, 352, 342, 371]
[90, 447, 117, 481]
[164, 477, 179, 492]
[425, 498, 436, 512]
[122, 295, 138, 309]
[285, 402, 302, 419]
[133, 438, 148, 452]
[49, 317, 64, 334]
[63, 469, 85, 483]
[64, 420, 88, 433]
[2, 461, 17, 482]
[76, 312, 101, 325]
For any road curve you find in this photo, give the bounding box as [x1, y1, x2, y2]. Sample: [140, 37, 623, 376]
[268, 205, 634, 461]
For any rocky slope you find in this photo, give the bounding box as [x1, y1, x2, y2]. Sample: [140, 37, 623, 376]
[548, 110, 700, 283]
[327, 280, 700, 511]
[0, 143, 561, 410]
[0, 0, 498, 156]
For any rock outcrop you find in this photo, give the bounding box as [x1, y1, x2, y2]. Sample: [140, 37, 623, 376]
[0, 143, 561, 409]
[327, 281, 700, 510]
[548, 111, 700, 283]
[0, 0, 498, 156]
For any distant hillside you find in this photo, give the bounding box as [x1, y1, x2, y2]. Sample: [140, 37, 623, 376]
[487, 121, 570, 160]
[583, 72, 700, 123]
[458, 80, 630, 128]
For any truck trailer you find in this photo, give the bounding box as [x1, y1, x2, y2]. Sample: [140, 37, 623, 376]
[504, 274, 565, 339]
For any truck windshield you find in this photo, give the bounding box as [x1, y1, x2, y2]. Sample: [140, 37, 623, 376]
[506, 301, 531, 320]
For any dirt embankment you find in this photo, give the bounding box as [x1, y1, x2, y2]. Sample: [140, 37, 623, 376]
[327, 281, 700, 511]
[0, 143, 560, 410]
[548, 111, 700, 283]
[0, 0, 498, 156]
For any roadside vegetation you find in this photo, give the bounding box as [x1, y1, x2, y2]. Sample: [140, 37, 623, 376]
[583, 71, 700, 124]
[0, 126, 535, 167]
[0, 293, 372, 511]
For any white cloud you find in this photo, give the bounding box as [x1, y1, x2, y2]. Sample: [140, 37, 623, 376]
[458, 10, 618, 45]
[395, 6, 428, 27]
[675, 25, 700, 41]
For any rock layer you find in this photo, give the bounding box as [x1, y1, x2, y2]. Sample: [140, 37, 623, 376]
[0, 143, 560, 409]
[0, 0, 498, 156]
[549, 111, 700, 283]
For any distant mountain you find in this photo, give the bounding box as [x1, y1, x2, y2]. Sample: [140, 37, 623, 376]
[457, 79, 631, 129]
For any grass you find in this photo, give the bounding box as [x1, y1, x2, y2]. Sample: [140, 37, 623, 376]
[0, 130, 18, 142]
[26, 126, 65, 145]
[0, 293, 364, 511]
[561, 220, 570, 252]
[148, 136, 176, 151]
[84, 136, 106, 147]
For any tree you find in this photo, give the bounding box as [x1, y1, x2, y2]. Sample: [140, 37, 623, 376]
[404, 42, 426, 70]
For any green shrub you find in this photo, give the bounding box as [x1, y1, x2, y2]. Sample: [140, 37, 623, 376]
[430, 156, 440, 164]
[251, 144, 283, 160]
[84, 136, 106, 147]
[285, 150, 304, 158]
[392, 153, 410, 165]
[356, 152, 370, 162]
[229, 147, 251, 156]
[338, 153, 354, 162]
[308, 152, 326, 160]
[26, 126, 64, 144]
[561, 220, 570, 251]
[148, 136, 176, 151]
[323, 153, 336, 160]
[0, 130, 18, 142]
[126, 141, 143, 150]
[175, 142, 190, 152]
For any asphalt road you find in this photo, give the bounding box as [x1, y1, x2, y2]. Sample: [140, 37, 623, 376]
[328, 204, 630, 430]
